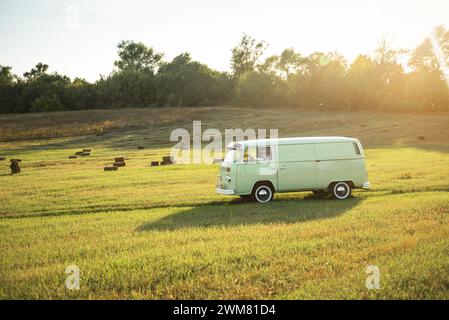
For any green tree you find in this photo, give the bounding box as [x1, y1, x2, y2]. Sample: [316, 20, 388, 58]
[406, 26, 449, 111]
[29, 94, 64, 112]
[231, 34, 267, 76]
[23, 62, 49, 80]
[96, 69, 157, 108]
[0, 65, 20, 113]
[63, 78, 96, 110]
[19, 63, 70, 112]
[277, 48, 307, 79]
[157, 53, 232, 107]
[294, 52, 348, 110]
[114, 40, 163, 73]
[347, 55, 378, 110]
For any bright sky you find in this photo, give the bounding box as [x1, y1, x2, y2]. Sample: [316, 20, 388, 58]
[1, 0, 448, 82]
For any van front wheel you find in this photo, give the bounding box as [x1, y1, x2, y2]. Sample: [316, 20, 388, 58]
[331, 182, 352, 200]
[252, 183, 274, 203]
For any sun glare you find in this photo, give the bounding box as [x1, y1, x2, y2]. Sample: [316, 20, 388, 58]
[430, 30, 449, 87]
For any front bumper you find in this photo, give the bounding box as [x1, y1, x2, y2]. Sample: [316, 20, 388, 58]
[216, 187, 235, 195]
[362, 181, 370, 189]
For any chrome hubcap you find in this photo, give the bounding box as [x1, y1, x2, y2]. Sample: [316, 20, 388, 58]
[335, 183, 349, 198]
[256, 187, 271, 202]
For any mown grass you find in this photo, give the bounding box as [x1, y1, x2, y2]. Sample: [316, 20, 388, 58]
[0, 108, 448, 299]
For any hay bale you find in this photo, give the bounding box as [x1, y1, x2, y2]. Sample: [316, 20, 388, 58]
[10, 161, 21, 174]
[418, 135, 425, 140]
[114, 157, 125, 163]
[75, 151, 83, 155]
[104, 166, 118, 171]
[162, 156, 175, 164]
[68, 155, 77, 159]
[80, 152, 90, 156]
[0, 157, 6, 161]
[113, 162, 126, 167]
[151, 161, 159, 166]
[137, 146, 145, 149]
[83, 149, 91, 152]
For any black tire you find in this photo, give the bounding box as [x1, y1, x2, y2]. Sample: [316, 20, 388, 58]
[252, 183, 274, 203]
[330, 181, 352, 200]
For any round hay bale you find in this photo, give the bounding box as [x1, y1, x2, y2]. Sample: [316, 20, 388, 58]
[137, 146, 145, 150]
[150, 161, 159, 166]
[81, 152, 90, 156]
[68, 155, 77, 159]
[10, 162, 21, 174]
[0, 157, 6, 161]
[75, 151, 83, 155]
[83, 149, 91, 152]
[114, 157, 125, 163]
[113, 162, 126, 167]
[104, 166, 118, 171]
[162, 156, 175, 164]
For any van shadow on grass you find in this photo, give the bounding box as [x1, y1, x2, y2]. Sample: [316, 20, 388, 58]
[137, 194, 362, 232]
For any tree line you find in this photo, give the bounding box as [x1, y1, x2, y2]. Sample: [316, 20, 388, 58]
[1, 25, 448, 113]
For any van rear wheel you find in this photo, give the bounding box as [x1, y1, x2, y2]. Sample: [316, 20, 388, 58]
[252, 183, 274, 203]
[330, 182, 352, 200]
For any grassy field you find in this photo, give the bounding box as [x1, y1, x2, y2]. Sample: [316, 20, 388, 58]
[0, 107, 448, 299]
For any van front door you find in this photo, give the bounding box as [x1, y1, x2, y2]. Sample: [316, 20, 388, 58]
[277, 144, 317, 191]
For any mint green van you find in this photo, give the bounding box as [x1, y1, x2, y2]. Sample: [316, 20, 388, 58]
[216, 137, 369, 203]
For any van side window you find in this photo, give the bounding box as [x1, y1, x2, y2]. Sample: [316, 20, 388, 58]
[243, 148, 249, 162]
[243, 146, 257, 162]
[353, 143, 361, 155]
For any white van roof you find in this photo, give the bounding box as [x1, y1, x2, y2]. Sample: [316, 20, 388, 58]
[229, 136, 359, 148]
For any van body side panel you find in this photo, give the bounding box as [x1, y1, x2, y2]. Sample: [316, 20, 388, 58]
[277, 144, 317, 191]
[315, 142, 360, 160]
[316, 159, 367, 189]
[236, 162, 278, 195]
[315, 142, 367, 189]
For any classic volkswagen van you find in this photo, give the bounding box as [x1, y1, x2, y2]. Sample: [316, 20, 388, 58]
[216, 137, 369, 203]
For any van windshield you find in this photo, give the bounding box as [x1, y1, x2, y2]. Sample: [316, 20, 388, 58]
[223, 148, 242, 163]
